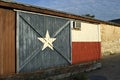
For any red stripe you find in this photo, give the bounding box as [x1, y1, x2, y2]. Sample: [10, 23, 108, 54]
[72, 42, 101, 64]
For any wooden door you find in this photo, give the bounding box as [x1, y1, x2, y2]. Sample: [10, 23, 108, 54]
[16, 11, 71, 72]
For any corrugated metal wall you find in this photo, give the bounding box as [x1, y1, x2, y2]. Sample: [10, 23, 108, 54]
[0, 8, 15, 75]
[17, 11, 71, 73]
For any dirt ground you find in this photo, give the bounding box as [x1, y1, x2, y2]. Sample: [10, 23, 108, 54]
[86, 53, 120, 80]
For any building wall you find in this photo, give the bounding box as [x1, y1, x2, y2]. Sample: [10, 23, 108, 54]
[72, 21, 101, 64]
[101, 24, 120, 56]
[0, 8, 15, 75]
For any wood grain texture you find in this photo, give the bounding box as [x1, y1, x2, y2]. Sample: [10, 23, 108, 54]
[0, 8, 15, 75]
[17, 12, 71, 73]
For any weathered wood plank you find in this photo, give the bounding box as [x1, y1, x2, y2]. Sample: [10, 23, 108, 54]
[17, 11, 71, 73]
[0, 8, 15, 75]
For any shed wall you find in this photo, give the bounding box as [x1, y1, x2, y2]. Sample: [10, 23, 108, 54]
[0, 8, 15, 75]
[72, 22, 101, 64]
[101, 24, 120, 56]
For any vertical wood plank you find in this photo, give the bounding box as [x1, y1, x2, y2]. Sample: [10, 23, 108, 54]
[0, 8, 15, 75]
[17, 12, 71, 72]
[0, 8, 3, 75]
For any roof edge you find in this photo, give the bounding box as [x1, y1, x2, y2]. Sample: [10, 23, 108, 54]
[0, 1, 120, 27]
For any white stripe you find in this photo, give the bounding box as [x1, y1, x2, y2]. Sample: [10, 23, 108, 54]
[72, 22, 101, 42]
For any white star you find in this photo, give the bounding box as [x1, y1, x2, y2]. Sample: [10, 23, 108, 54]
[38, 30, 56, 50]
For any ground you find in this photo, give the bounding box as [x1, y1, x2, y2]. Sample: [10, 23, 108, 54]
[1, 53, 120, 80]
[87, 53, 120, 80]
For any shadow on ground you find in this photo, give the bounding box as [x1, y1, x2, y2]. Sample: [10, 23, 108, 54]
[87, 53, 120, 80]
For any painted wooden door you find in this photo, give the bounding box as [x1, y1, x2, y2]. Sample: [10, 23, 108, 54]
[16, 11, 71, 72]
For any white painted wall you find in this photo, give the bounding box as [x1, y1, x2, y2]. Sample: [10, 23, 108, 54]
[72, 21, 101, 42]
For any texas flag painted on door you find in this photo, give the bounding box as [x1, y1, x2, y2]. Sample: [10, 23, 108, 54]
[17, 11, 71, 72]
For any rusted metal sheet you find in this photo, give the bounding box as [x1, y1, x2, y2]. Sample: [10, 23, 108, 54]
[72, 42, 101, 64]
[17, 11, 71, 73]
[0, 8, 15, 75]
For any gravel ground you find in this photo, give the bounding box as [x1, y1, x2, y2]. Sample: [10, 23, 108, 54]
[87, 53, 120, 80]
